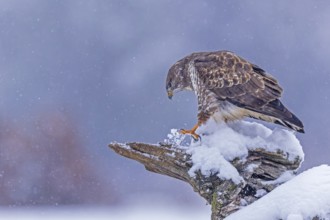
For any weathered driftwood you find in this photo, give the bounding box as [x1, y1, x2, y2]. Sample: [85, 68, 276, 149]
[109, 142, 302, 220]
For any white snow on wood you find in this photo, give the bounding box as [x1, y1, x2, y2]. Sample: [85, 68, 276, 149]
[226, 165, 330, 220]
[165, 120, 304, 184]
[262, 170, 295, 185]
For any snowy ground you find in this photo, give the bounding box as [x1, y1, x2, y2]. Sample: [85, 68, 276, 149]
[226, 165, 330, 220]
[0, 205, 210, 220]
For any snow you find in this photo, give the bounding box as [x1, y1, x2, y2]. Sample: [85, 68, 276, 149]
[226, 165, 330, 220]
[255, 189, 267, 198]
[0, 205, 210, 220]
[163, 120, 330, 219]
[165, 120, 304, 184]
[262, 170, 295, 185]
[245, 163, 259, 172]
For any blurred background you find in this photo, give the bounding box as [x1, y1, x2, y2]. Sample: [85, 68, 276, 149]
[0, 0, 329, 219]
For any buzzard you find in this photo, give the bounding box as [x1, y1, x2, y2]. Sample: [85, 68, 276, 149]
[166, 51, 304, 140]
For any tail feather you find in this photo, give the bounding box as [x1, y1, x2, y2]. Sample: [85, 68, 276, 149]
[273, 117, 305, 133]
[263, 99, 304, 133]
[246, 99, 305, 133]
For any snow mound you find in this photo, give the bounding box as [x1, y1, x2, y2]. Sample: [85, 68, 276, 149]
[226, 165, 330, 220]
[165, 120, 304, 184]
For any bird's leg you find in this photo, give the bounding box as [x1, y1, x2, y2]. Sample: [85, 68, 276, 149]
[180, 122, 201, 141]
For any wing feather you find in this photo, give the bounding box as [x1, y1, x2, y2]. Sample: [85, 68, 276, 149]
[194, 52, 283, 109]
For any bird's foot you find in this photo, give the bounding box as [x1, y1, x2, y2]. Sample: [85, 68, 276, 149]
[180, 129, 201, 141]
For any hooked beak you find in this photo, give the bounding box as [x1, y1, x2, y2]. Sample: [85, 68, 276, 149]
[167, 90, 173, 100]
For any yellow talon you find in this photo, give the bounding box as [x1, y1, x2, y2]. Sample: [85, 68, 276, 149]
[179, 123, 201, 141]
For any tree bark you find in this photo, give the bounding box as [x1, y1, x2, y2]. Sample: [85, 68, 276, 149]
[109, 142, 302, 219]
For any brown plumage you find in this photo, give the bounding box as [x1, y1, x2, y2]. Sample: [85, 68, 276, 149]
[166, 50, 304, 140]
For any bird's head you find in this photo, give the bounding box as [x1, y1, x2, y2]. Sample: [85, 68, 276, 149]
[166, 58, 192, 99]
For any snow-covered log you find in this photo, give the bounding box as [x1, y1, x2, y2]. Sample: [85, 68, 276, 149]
[226, 165, 330, 220]
[109, 121, 304, 219]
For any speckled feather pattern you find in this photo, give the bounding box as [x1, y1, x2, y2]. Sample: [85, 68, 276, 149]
[166, 50, 304, 132]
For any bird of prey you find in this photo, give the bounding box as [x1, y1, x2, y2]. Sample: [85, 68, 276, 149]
[166, 50, 304, 140]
